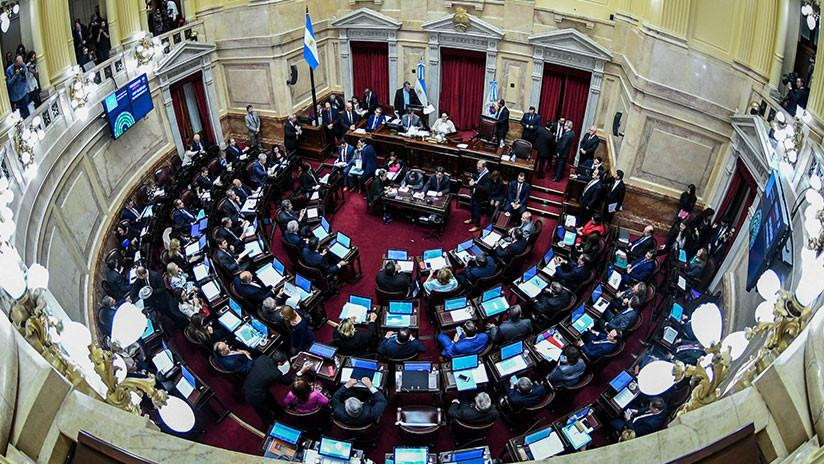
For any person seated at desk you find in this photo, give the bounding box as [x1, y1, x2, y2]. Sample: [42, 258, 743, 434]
[609, 396, 667, 438]
[438, 320, 489, 358]
[448, 392, 498, 425]
[402, 170, 426, 191]
[576, 214, 607, 243]
[195, 166, 218, 195]
[507, 377, 548, 409]
[607, 282, 647, 317]
[250, 153, 270, 189]
[385, 152, 403, 178]
[284, 376, 330, 413]
[281, 305, 315, 354]
[600, 296, 640, 332]
[576, 232, 603, 258]
[487, 305, 532, 344]
[378, 328, 426, 360]
[489, 171, 506, 210]
[365, 106, 386, 132]
[302, 236, 347, 275]
[459, 252, 497, 288]
[336, 101, 360, 135]
[622, 249, 657, 286]
[165, 238, 189, 270]
[185, 313, 223, 347]
[628, 225, 657, 261]
[276, 199, 305, 231]
[213, 341, 254, 375]
[376, 260, 412, 296]
[515, 211, 536, 241]
[233, 271, 271, 307]
[577, 328, 622, 360]
[333, 315, 378, 356]
[331, 377, 386, 427]
[493, 228, 527, 262]
[216, 238, 247, 275]
[172, 199, 196, 229]
[423, 268, 458, 295]
[114, 223, 138, 255]
[190, 133, 206, 156]
[423, 167, 450, 195]
[553, 254, 592, 290]
[431, 112, 456, 135]
[231, 178, 251, 204]
[686, 247, 708, 280]
[244, 352, 301, 426]
[106, 261, 131, 301]
[165, 262, 192, 292]
[120, 198, 143, 228]
[225, 137, 243, 164]
[503, 172, 531, 217]
[352, 96, 367, 118]
[401, 108, 422, 131]
[547, 345, 587, 388]
[368, 169, 390, 212]
[97, 296, 117, 338]
[520, 106, 541, 143]
[534, 282, 572, 317]
[216, 217, 250, 251]
[284, 220, 305, 250]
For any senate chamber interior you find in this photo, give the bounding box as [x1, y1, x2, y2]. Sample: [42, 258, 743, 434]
[1, 1, 824, 463]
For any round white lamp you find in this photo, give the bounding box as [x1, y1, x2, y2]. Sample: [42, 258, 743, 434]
[637, 360, 676, 396]
[0, 249, 26, 299]
[27, 263, 49, 290]
[112, 354, 128, 383]
[111, 303, 148, 348]
[158, 396, 196, 433]
[755, 300, 775, 324]
[60, 321, 92, 364]
[796, 274, 824, 308]
[721, 331, 749, 361]
[692, 303, 723, 348]
[757, 270, 781, 303]
[808, 14, 817, 31]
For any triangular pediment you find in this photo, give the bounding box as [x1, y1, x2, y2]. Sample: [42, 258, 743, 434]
[731, 115, 772, 184]
[155, 41, 216, 76]
[331, 8, 401, 29]
[529, 29, 612, 62]
[422, 12, 503, 39]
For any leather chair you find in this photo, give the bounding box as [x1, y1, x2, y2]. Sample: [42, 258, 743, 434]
[594, 340, 625, 367]
[332, 419, 379, 447]
[283, 407, 329, 435]
[380, 351, 421, 364]
[295, 259, 334, 293]
[554, 371, 594, 394]
[574, 269, 596, 297]
[207, 158, 222, 178]
[510, 139, 532, 159]
[397, 406, 443, 441]
[179, 188, 197, 209]
[500, 247, 531, 283]
[627, 313, 644, 333]
[528, 220, 543, 246]
[209, 355, 238, 376]
[476, 116, 497, 148]
[449, 417, 496, 447]
[499, 387, 555, 431]
[280, 234, 301, 265]
[375, 285, 408, 306]
[468, 267, 504, 298]
[154, 167, 172, 189]
[424, 286, 465, 320]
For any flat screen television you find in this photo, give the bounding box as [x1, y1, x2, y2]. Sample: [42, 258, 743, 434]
[746, 170, 790, 290]
[102, 73, 154, 139]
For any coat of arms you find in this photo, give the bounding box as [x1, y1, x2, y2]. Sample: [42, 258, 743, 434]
[453, 7, 470, 32]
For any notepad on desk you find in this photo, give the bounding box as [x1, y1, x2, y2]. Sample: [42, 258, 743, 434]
[340, 302, 368, 323]
[425, 256, 448, 271]
[528, 431, 565, 459]
[152, 349, 175, 375]
[310, 191, 320, 201]
[481, 231, 501, 247]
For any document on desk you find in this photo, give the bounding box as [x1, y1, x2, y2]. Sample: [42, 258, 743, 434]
[529, 432, 565, 459]
[310, 191, 320, 201]
[425, 256, 448, 271]
[448, 307, 472, 323]
[398, 260, 414, 273]
[128, 268, 137, 284]
[176, 376, 195, 398]
[306, 208, 319, 219]
[152, 349, 174, 375]
[564, 215, 577, 228]
[241, 198, 257, 212]
[534, 338, 563, 362]
[201, 280, 220, 301]
[385, 314, 412, 328]
[481, 231, 502, 248]
[426, 190, 439, 197]
[340, 302, 368, 323]
[243, 241, 263, 259]
[542, 261, 558, 277]
[563, 423, 592, 450]
[496, 355, 527, 376]
[592, 297, 610, 315]
[193, 263, 209, 282]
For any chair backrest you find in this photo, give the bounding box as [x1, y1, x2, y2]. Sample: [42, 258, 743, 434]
[696, 257, 717, 291]
[207, 158, 222, 177]
[451, 417, 496, 439]
[470, 268, 504, 297]
[209, 355, 235, 375]
[529, 220, 543, 246]
[397, 406, 442, 433]
[558, 371, 594, 392]
[332, 418, 378, 438]
[575, 269, 596, 296]
[179, 189, 196, 209]
[134, 184, 151, 205]
[280, 235, 301, 265]
[477, 117, 496, 140]
[426, 285, 465, 313]
[283, 407, 328, 431]
[375, 285, 407, 306]
[154, 166, 172, 188]
[295, 259, 330, 292]
[511, 139, 532, 158]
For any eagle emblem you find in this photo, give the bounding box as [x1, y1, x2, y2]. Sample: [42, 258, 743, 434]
[453, 7, 470, 32]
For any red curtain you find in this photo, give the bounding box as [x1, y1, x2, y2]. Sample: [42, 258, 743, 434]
[439, 48, 485, 131]
[191, 76, 215, 144]
[351, 41, 389, 102]
[170, 84, 192, 143]
[539, 63, 591, 147]
[538, 72, 563, 125]
[169, 71, 214, 146]
[717, 158, 758, 244]
[561, 74, 590, 148]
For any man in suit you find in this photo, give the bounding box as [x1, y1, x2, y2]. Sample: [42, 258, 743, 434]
[547, 345, 587, 388]
[301, 237, 346, 275]
[623, 250, 657, 285]
[216, 218, 244, 252]
[534, 282, 571, 318]
[213, 341, 254, 375]
[366, 107, 386, 131]
[216, 238, 246, 275]
[172, 199, 195, 229]
[368, 169, 389, 209]
[298, 163, 321, 193]
[503, 172, 530, 217]
[393, 81, 421, 114]
[245, 105, 261, 148]
[534, 121, 553, 179]
[331, 378, 387, 426]
[376, 260, 412, 296]
[402, 170, 426, 190]
[517, 212, 537, 240]
[448, 392, 498, 426]
[577, 126, 600, 166]
[553, 254, 592, 290]
[106, 262, 131, 301]
[520, 106, 541, 143]
[579, 166, 605, 224]
[507, 377, 548, 409]
[602, 296, 640, 332]
[195, 166, 217, 194]
[358, 139, 378, 179]
[283, 113, 301, 153]
[401, 108, 422, 131]
[250, 153, 269, 189]
[465, 160, 491, 232]
[243, 352, 303, 426]
[494, 228, 527, 262]
[378, 328, 426, 359]
[220, 190, 243, 224]
[226, 138, 244, 164]
[233, 271, 271, 307]
[276, 199, 304, 231]
[604, 169, 626, 222]
[363, 87, 379, 114]
[495, 99, 510, 147]
[130, 265, 180, 324]
[423, 167, 450, 195]
[97, 296, 117, 338]
[553, 120, 575, 181]
[190, 133, 206, 154]
[336, 141, 356, 190]
[487, 305, 532, 344]
[232, 178, 251, 204]
[321, 101, 339, 140]
[438, 320, 489, 358]
[337, 101, 360, 135]
[459, 253, 497, 288]
[120, 198, 142, 227]
[284, 221, 305, 250]
[578, 328, 622, 360]
[628, 225, 657, 260]
[609, 397, 667, 438]
[327, 94, 346, 111]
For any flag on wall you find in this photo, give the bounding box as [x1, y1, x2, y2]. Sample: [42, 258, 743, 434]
[415, 61, 435, 115]
[485, 80, 498, 117]
[304, 7, 319, 70]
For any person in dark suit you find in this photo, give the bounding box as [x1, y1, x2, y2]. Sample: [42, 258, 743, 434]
[393, 81, 421, 114]
[243, 352, 305, 426]
[226, 138, 243, 164]
[231, 178, 251, 204]
[534, 121, 553, 179]
[216, 238, 246, 275]
[604, 169, 626, 221]
[494, 228, 527, 262]
[609, 397, 667, 438]
[448, 392, 498, 425]
[216, 218, 244, 252]
[459, 253, 498, 288]
[601, 296, 640, 332]
[578, 328, 621, 360]
[507, 377, 548, 409]
[194, 166, 216, 196]
[283, 113, 301, 153]
[534, 282, 572, 317]
[401, 108, 422, 130]
[487, 305, 532, 344]
[172, 199, 195, 229]
[220, 190, 243, 224]
[553, 120, 575, 182]
[331, 378, 387, 426]
[276, 199, 304, 231]
[284, 220, 305, 250]
[233, 271, 271, 307]
[106, 262, 131, 301]
[365, 107, 386, 131]
[579, 166, 605, 224]
[423, 168, 450, 195]
[577, 126, 600, 166]
[358, 139, 378, 179]
[249, 153, 269, 188]
[520, 106, 541, 143]
[190, 134, 206, 154]
[378, 328, 426, 360]
[213, 341, 254, 375]
[376, 260, 412, 296]
[333, 315, 377, 356]
[503, 172, 530, 216]
[553, 254, 592, 290]
[547, 345, 587, 388]
[368, 169, 389, 208]
[337, 102, 360, 135]
[466, 160, 492, 232]
[494, 99, 510, 147]
[97, 296, 117, 338]
[321, 101, 339, 140]
[336, 139, 355, 168]
[327, 94, 345, 112]
[363, 87, 380, 114]
[402, 170, 426, 190]
[298, 163, 321, 194]
[623, 250, 656, 285]
[120, 198, 142, 227]
[301, 237, 346, 275]
[628, 225, 657, 261]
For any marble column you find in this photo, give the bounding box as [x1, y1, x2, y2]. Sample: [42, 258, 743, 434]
[38, 0, 74, 88]
[806, 43, 824, 120]
[202, 64, 226, 150]
[657, 0, 691, 38]
[769, 0, 790, 91]
[0, 72, 11, 119]
[118, 0, 145, 45]
[339, 31, 352, 98]
[162, 86, 186, 158]
[426, 35, 440, 113]
[104, 0, 122, 49]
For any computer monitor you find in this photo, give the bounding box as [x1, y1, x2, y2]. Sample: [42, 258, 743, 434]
[198, 234, 207, 250]
[481, 286, 502, 301]
[351, 358, 378, 370]
[543, 248, 554, 265]
[404, 362, 431, 371]
[394, 447, 428, 464]
[272, 257, 285, 274]
[388, 301, 413, 314]
[610, 371, 633, 392]
[500, 341, 523, 360]
[321, 217, 330, 233]
[423, 248, 443, 260]
[295, 274, 312, 292]
[270, 422, 301, 445]
[308, 342, 337, 359]
[451, 354, 479, 371]
[336, 232, 351, 248]
[457, 240, 473, 252]
[482, 224, 493, 236]
[319, 437, 352, 461]
[590, 284, 603, 303]
[348, 294, 372, 309]
[228, 298, 242, 316]
[198, 217, 208, 230]
[387, 249, 408, 260]
[670, 302, 684, 321]
[452, 449, 485, 461]
[522, 265, 538, 282]
[444, 297, 467, 311]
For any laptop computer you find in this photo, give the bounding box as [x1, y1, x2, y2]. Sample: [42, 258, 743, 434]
[234, 322, 265, 348]
[497, 341, 527, 375]
[228, 298, 243, 316]
[348, 294, 372, 310]
[295, 274, 312, 293]
[610, 371, 633, 392]
[308, 342, 337, 360]
[423, 248, 447, 270]
[175, 366, 196, 398]
[452, 354, 479, 391]
[387, 249, 408, 260]
[312, 217, 331, 241]
[269, 422, 301, 446]
[662, 325, 678, 344]
[218, 310, 242, 331]
[613, 387, 636, 408]
[590, 284, 604, 304]
[319, 437, 352, 461]
[349, 358, 379, 380]
[670, 302, 684, 321]
[518, 273, 548, 298]
[444, 297, 467, 311]
[482, 286, 502, 301]
[328, 232, 351, 259]
[388, 301, 413, 314]
[501, 340, 524, 360]
[385, 313, 412, 328]
[571, 312, 595, 333]
[402, 362, 432, 390]
[192, 257, 211, 282]
[394, 447, 428, 464]
[451, 449, 485, 462]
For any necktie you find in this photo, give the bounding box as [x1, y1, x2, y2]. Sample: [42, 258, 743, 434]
[347, 112, 352, 124]
[516, 183, 522, 199]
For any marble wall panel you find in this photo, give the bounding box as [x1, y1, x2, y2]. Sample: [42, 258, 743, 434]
[633, 118, 718, 191]
[501, 58, 527, 110]
[42, 222, 85, 323]
[399, 46, 426, 87]
[224, 64, 275, 109]
[55, 166, 101, 251]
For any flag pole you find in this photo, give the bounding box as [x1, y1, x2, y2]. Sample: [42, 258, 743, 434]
[307, 6, 319, 126]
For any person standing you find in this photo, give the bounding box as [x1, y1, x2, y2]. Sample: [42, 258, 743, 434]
[6, 56, 30, 118]
[245, 105, 261, 148]
[534, 121, 552, 178]
[553, 120, 575, 182]
[604, 170, 626, 222]
[393, 81, 421, 115]
[578, 126, 600, 166]
[465, 160, 491, 233]
[283, 113, 301, 154]
[520, 106, 541, 143]
[25, 51, 40, 108]
[495, 99, 510, 148]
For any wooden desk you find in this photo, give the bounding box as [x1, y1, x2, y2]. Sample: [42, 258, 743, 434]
[506, 424, 565, 461]
[339, 357, 389, 391]
[553, 403, 601, 452]
[486, 346, 537, 384]
[379, 302, 421, 332]
[394, 362, 441, 394]
[383, 187, 453, 234]
[597, 370, 641, 417]
[290, 351, 342, 383]
[440, 359, 490, 392]
[434, 302, 480, 331]
[213, 306, 282, 356]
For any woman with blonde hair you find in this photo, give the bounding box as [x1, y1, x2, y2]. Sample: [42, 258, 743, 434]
[423, 267, 458, 295]
[166, 237, 188, 269]
[332, 313, 378, 356]
[281, 305, 315, 354]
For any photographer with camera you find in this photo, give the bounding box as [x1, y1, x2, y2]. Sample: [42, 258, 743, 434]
[783, 75, 809, 115]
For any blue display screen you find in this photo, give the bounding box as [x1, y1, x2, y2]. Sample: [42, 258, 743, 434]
[103, 73, 154, 139]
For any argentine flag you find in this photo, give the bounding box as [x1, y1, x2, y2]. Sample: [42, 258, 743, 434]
[304, 8, 319, 70]
[415, 62, 435, 115]
[485, 80, 498, 117]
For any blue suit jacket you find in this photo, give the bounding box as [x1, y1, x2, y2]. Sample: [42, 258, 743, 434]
[173, 208, 195, 228]
[506, 181, 531, 206]
[465, 259, 498, 284]
[366, 114, 386, 131]
[507, 384, 547, 409]
[606, 307, 639, 331]
[226, 145, 243, 163]
[301, 247, 339, 274]
[423, 175, 450, 193]
[582, 331, 619, 359]
[377, 337, 426, 359]
[441, 333, 489, 358]
[361, 145, 378, 177]
[628, 258, 655, 282]
[337, 144, 355, 164]
[233, 276, 270, 306]
[216, 353, 254, 374]
[250, 161, 267, 187]
[555, 263, 589, 289]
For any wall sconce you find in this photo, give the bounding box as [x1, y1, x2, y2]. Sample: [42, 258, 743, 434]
[12, 118, 36, 172]
[803, 2, 820, 30]
[802, 174, 824, 252]
[134, 37, 156, 67]
[772, 108, 810, 169]
[69, 73, 92, 109]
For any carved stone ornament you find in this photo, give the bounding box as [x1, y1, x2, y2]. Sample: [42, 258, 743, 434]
[453, 7, 470, 33]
